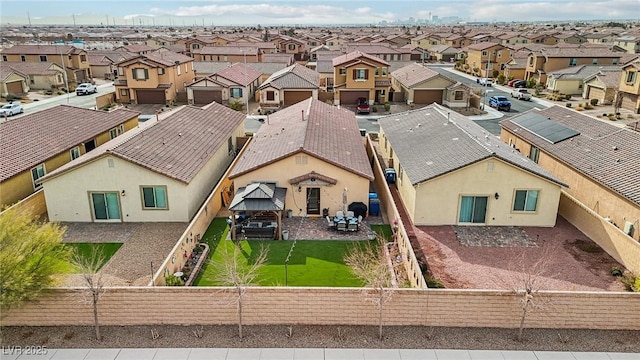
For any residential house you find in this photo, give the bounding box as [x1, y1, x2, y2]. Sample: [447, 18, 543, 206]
[378, 103, 565, 226]
[261, 53, 295, 65]
[1, 61, 67, 93]
[427, 45, 463, 62]
[582, 70, 622, 105]
[324, 36, 348, 51]
[0, 44, 91, 85]
[503, 50, 530, 80]
[444, 34, 465, 48]
[229, 98, 374, 219]
[332, 51, 392, 105]
[0, 105, 139, 207]
[525, 47, 622, 83]
[345, 44, 409, 62]
[273, 36, 307, 61]
[186, 62, 261, 107]
[614, 35, 640, 54]
[0, 65, 29, 96]
[39, 102, 245, 222]
[554, 33, 587, 44]
[500, 105, 640, 249]
[391, 63, 458, 105]
[114, 44, 154, 55]
[585, 32, 619, 45]
[372, 34, 411, 47]
[258, 63, 320, 110]
[114, 50, 195, 105]
[145, 36, 179, 49]
[227, 41, 277, 55]
[183, 36, 216, 57]
[464, 42, 509, 78]
[87, 50, 134, 80]
[194, 46, 260, 62]
[546, 65, 621, 95]
[618, 60, 640, 113]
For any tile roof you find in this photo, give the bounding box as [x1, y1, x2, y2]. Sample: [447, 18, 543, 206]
[214, 63, 263, 86]
[2, 61, 61, 76]
[378, 104, 565, 187]
[259, 63, 320, 90]
[0, 105, 139, 182]
[467, 42, 502, 51]
[549, 65, 621, 80]
[144, 50, 193, 66]
[199, 46, 259, 56]
[0, 65, 26, 81]
[332, 51, 389, 67]
[229, 98, 373, 181]
[391, 63, 443, 88]
[0, 44, 82, 55]
[42, 103, 245, 185]
[500, 106, 640, 206]
[590, 71, 622, 88]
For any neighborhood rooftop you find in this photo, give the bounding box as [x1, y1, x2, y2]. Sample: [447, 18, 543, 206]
[378, 104, 566, 187]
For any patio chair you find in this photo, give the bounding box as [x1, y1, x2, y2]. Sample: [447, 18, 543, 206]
[346, 211, 355, 218]
[336, 221, 347, 232]
[357, 215, 363, 223]
[326, 216, 336, 230]
[347, 222, 358, 232]
[336, 210, 344, 218]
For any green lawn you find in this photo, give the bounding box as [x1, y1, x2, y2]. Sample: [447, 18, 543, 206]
[66, 243, 122, 271]
[193, 218, 368, 287]
[370, 224, 393, 241]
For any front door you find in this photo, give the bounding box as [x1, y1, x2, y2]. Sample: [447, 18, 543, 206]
[458, 196, 488, 224]
[306, 188, 320, 215]
[91, 192, 121, 222]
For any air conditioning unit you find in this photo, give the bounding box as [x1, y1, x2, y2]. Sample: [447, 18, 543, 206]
[623, 221, 634, 236]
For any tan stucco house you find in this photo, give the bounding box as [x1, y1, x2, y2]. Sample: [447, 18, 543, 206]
[378, 104, 565, 227]
[0, 105, 140, 208]
[258, 63, 320, 110]
[0, 44, 91, 85]
[618, 60, 640, 113]
[1, 61, 66, 91]
[391, 63, 460, 105]
[186, 63, 262, 107]
[229, 98, 374, 218]
[39, 102, 245, 222]
[332, 51, 392, 105]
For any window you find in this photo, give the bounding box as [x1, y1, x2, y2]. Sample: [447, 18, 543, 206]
[118, 67, 124, 76]
[592, 58, 598, 65]
[513, 190, 539, 212]
[2, 55, 7, 61]
[177, 65, 181, 75]
[379, 89, 385, 95]
[91, 192, 121, 220]
[141, 186, 168, 209]
[132, 68, 149, 80]
[158, 68, 165, 75]
[120, 89, 129, 96]
[612, 58, 618, 65]
[529, 146, 540, 163]
[497, 51, 502, 58]
[110, 128, 118, 139]
[625, 71, 637, 84]
[20, 55, 26, 62]
[266, 91, 275, 101]
[382, 67, 387, 76]
[353, 69, 368, 80]
[459, 196, 488, 223]
[339, 68, 346, 75]
[70, 147, 80, 160]
[482, 50, 488, 56]
[230, 88, 243, 98]
[39, 55, 47, 62]
[569, 58, 578, 66]
[528, 56, 534, 66]
[193, 44, 200, 49]
[288, 44, 296, 50]
[80, 54, 86, 62]
[118, 124, 125, 135]
[295, 155, 308, 165]
[375, 67, 379, 76]
[31, 164, 46, 190]
[454, 91, 464, 100]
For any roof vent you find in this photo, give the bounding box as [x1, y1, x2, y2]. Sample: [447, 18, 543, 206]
[612, 145, 618, 150]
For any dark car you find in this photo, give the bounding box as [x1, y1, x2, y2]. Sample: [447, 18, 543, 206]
[488, 95, 511, 111]
[356, 97, 370, 114]
[513, 80, 527, 88]
[507, 79, 523, 86]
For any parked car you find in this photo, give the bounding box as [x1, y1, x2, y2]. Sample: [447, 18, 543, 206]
[511, 88, 532, 101]
[513, 80, 527, 88]
[477, 78, 493, 86]
[76, 83, 97, 95]
[356, 97, 370, 114]
[488, 95, 511, 111]
[0, 102, 24, 117]
[507, 79, 523, 87]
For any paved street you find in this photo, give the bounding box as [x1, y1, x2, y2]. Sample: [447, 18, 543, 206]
[2, 348, 638, 360]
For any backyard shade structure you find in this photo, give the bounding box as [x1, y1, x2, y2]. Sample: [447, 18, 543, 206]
[228, 182, 287, 240]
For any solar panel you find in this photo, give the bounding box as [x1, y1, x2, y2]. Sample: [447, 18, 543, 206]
[512, 113, 580, 144]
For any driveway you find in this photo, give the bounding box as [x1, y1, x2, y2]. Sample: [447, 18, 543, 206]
[62, 222, 188, 286]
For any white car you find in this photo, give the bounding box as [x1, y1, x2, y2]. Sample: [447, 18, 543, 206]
[76, 83, 97, 95]
[0, 102, 24, 117]
[478, 78, 493, 86]
[511, 88, 532, 101]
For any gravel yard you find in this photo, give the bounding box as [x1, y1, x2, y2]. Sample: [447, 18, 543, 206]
[1, 325, 639, 352]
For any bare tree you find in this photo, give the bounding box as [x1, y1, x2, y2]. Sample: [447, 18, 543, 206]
[211, 244, 268, 339]
[613, 89, 624, 114]
[72, 248, 107, 340]
[344, 236, 394, 340]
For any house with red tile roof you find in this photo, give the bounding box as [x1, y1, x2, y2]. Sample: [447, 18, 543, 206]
[186, 62, 262, 107]
[229, 98, 373, 218]
[38, 102, 245, 222]
[0, 45, 91, 85]
[0, 105, 140, 207]
[258, 63, 320, 110]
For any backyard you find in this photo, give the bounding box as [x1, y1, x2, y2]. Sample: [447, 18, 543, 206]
[65, 243, 122, 271]
[193, 218, 391, 287]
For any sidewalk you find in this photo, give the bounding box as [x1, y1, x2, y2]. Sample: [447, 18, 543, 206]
[2, 348, 638, 360]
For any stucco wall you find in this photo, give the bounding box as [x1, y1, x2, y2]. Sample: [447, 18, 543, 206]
[3, 287, 639, 330]
[232, 153, 370, 217]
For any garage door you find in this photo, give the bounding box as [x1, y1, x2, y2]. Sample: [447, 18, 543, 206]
[587, 86, 605, 104]
[6, 81, 23, 94]
[193, 89, 222, 105]
[339, 90, 369, 105]
[283, 91, 312, 106]
[413, 89, 443, 104]
[136, 90, 166, 104]
[621, 94, 639, 113]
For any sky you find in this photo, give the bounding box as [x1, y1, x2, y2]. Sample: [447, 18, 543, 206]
[0, 0, 639, 26]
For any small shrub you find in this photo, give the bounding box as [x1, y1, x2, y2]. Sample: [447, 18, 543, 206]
[165, 274, 184, 286]
[384, 102, 390, 112]
[566, 94, 572, 100]
[576, 107, 584, 111]
[611, 267, 623, 277]
[590, 98, 598, 106]
[585, 104, 594, 110]
[5, 93, 20, 102]
[619, 272, 640, 292]
[230, 101, 243, 111]
[426, 276, 445, 288]
[372, 104, 378, 112]
[566, 103, 572, 107]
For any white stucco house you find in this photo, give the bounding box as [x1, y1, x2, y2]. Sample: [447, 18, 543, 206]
[39, 102, 246, 222]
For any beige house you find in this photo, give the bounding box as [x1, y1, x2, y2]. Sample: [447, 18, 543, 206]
[545, 65, 621, 96]
[258, 63, 320, 110]
[619, 60, 640, 113]
[2, 62, 65, 91]
[186, 63, 261, 107]
[391, 63, 457, 105]
[582, 70, 622, 105]
[229, 98, 374, 218]
[0, 106, 140, 208]
[39, 103, 245, 222]
[0, 44, 91, 85]
[378, 104, 565, 227]
[332, 51, 392, 105]
[0, 66, 29, 95]
[525, 47, 622, 84]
